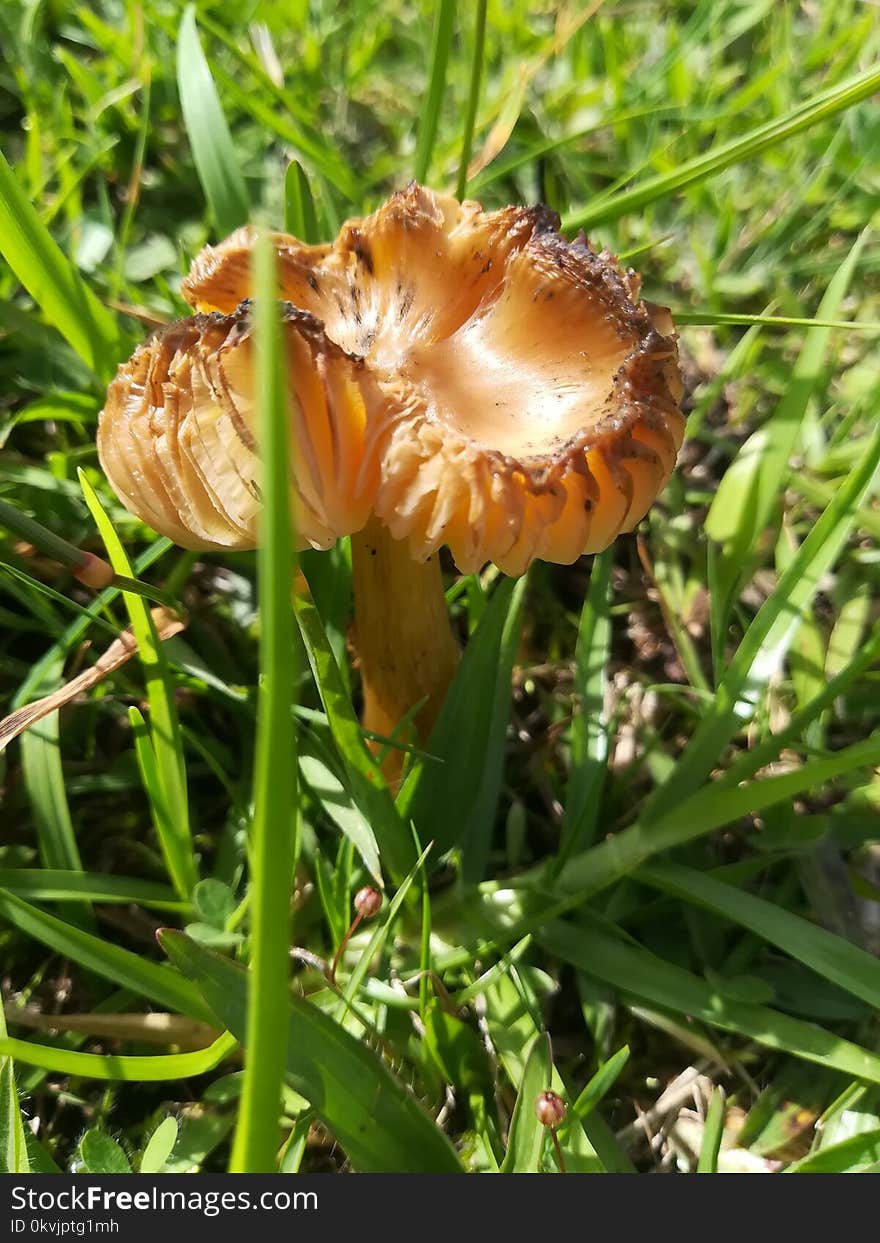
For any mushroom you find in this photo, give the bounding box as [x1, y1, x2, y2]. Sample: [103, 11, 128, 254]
[97, 303, 386, 555]
[99, 184, 684, 777]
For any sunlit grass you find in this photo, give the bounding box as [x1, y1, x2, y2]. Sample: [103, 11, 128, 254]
[0, 0, 879, 1175]
[227, 233, 297, 1174]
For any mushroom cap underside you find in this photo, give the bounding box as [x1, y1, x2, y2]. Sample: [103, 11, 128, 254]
[99, 184, 685, 574]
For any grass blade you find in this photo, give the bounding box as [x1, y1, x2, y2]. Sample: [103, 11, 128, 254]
[705, 235, 865, 649]
[445, 735, 880, 972]
[18, 651, 86, 889]
[500, 1033, 552, 1173]
[570, 1045, 630, 1121]
[559, 549, 613, 862]
[1, 598, 184, 756]
[0, 147, 121, 379]
[21, 718, 90, 927]
[461, 576, 528, 882]
[697, 1088, 726, 1173]
[674, 311, 880, 331]
[0, 889, 210, 1022]
[0, 1032, 235, 1083]
[401, 579, 521, 861]
[230, 235, 298, 1174]
[541, 919, 880, 1086]
[0, 496, 112, 587]
[557, 734, 880, 901]
[177, 6, 249, 237]
[177, 8, 360, 203]
[11, 540, 171, 709]
[294, 587, 412, 877]
[284, 160, 320, 243]
[455, 0, 488, 200]
[646, 422, 880, 821]
[0, 1006, 29, 1174]
[339, 842, 433, 1011]
[127, 707, 195, 904]
[160, 931, 464, 1173]
[413, 0, 457, 184]
[564, 63, 880, 231]
[638, 860, 880, 1011]
[785, 1129, 880, 1173]
[203, 67, 358, 204]
[0, 869, 182, 911]
[483, 968, 606, 1171]
[299, 736, 382, 885]
[79, 472, 196, 900]
[715, 624, 880, 794]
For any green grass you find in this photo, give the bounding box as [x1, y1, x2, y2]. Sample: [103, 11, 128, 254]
[228, 233, 297, 1173]
[0, 0, 879, 1175]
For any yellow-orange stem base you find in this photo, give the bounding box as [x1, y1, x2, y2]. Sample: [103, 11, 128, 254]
[351, 516, 460, 781]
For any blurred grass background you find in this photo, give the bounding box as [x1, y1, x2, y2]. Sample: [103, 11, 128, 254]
[0, 0, 880, 1173]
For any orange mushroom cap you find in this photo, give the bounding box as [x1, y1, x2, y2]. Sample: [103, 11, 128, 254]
[98, 303, 384, 552]
[100, 184, 684, 573]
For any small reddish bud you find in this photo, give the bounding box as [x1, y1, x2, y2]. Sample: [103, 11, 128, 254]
[354, 886, 382, 919]
[535, 1090, 566, 1130]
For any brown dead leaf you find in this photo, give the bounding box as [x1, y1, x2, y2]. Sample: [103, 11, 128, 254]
[0, 606, 185, 753]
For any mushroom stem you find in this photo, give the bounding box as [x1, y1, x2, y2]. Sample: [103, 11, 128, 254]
[351, 515, 459, 780]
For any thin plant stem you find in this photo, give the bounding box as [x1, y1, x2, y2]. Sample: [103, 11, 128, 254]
[229, 234, 298, 1174]
[328, 911, 364, 986]
[413, 0, 457, 185]
[456, 0, 488, 199]
[0, 496, 112, 587]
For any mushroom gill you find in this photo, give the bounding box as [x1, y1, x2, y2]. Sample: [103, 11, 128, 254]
[179, 183, 685, 576]
[98, 303, 385, 552]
